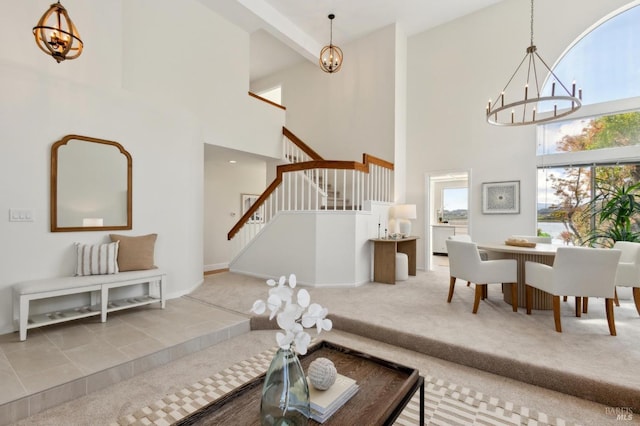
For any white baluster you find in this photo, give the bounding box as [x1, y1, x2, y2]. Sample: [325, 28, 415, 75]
[336, 170, 339, 209]
[308, 169, 312, 210]
[342, 169, 346, 210]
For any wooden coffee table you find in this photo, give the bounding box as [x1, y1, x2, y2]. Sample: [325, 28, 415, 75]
[175, 340, 424, 425]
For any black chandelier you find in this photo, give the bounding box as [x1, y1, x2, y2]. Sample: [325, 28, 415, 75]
[486, 0, 581, 126]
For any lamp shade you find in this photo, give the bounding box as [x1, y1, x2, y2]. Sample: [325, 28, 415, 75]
[394, 204, 416, 220]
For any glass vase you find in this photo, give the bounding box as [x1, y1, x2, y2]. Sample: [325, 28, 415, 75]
[260, 347, 310, 426]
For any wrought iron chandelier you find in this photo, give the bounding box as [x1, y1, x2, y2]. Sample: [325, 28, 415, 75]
[319, 14, 343, 73]
[486, 0, 581, 126]
[33, 1, 83, 63]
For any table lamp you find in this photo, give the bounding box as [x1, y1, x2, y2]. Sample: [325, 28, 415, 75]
[395, 204, 416, 237]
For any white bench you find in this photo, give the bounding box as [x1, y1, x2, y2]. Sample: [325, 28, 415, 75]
[13, 269, 166, 341]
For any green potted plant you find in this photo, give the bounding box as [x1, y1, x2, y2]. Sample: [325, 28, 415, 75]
[583, 180, 640, 247]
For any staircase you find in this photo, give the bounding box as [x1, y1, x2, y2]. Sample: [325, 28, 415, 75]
[227, 127, 394, 284]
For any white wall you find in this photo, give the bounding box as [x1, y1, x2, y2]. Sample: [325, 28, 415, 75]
[251, 25, 398, 164]
[0, 0, 123, 89]
[204, 149, 267, 271]
[406, 0, 632, 268]
[122, 0, 284, 273]
[231, 211, 372, 286]
[0, 0, 284, 334]
[122, 0, 284, 159]
[0, 62, 203, 334]
[394, 25, 408, 203]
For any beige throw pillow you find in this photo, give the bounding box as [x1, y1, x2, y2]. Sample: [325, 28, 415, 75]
[110, 233, 157, 272]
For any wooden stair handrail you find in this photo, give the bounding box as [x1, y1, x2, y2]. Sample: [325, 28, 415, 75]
[248, 91, 286, 110]
[363, 153, 394, 170]
[228, 157, 393, 240]
[283, 127, 324, 160]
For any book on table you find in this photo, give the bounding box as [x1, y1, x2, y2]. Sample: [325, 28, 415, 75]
[308, 373, 359, 423]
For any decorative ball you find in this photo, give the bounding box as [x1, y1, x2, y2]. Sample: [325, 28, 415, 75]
[308, 357, 337, 390]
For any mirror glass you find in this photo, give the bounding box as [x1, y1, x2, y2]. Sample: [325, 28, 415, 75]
[51, 135, 132, 232]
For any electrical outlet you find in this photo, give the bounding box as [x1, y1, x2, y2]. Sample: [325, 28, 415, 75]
[9, 208, 35, 222]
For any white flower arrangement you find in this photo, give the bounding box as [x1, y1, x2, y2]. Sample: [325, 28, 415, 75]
[250, 274, 332, 355]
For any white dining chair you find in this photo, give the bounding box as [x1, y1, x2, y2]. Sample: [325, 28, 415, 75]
[612, 241, 640, 316]
[447, 235, 488, 288]
[445, 239, 517, 313]
[525, 246, 621, 335]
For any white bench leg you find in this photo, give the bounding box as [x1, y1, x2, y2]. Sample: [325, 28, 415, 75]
[19, 296, 29, 341]
[149, 277, 166, 309]
[160, 276, 166, 309]
[101, 286, 108, 322]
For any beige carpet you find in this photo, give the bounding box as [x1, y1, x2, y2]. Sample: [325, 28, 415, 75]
[111, 343, 582, 426]
[189, 269, 640, 411]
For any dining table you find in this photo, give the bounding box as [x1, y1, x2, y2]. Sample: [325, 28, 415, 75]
[476, 242, 561, 310]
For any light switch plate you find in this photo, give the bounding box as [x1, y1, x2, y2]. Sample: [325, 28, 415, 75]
[9, 208, 34, 222]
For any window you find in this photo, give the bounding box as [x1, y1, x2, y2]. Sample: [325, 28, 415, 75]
[537, 3, 640, 245]
[442, 187, 468, 222]
[541, 4, 640, 106]
[537, 164, 640, 245]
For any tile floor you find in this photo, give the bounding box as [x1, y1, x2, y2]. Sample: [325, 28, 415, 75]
[0, 296, 249, 423]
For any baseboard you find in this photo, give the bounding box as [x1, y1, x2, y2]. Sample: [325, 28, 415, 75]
[204, 269, 229, 276]
[204, 263, 228, 273]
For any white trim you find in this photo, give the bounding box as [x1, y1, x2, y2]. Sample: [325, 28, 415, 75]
[537, 96, 640, 167]
[537, 145, 640, 168]
[204, 263, 229, 272]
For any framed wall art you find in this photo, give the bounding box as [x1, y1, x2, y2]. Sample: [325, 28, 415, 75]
[482, 181, 520, 214]
[241, 193, 264, 223]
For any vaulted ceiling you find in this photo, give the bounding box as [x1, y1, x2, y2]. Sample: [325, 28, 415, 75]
[198, 0, 507, 81]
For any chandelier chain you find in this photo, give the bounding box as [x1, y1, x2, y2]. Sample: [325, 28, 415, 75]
[530, 0, 534, 46]
[330, 17, 333, 45]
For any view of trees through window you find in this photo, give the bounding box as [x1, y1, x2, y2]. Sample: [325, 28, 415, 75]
[537, 112, 640, 246]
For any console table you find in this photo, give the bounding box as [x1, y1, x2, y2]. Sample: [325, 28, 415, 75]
[370, 237, 418, 284]
[175, 340, 424, 425]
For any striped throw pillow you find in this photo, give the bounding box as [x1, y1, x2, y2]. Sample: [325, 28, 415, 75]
[75, 241, 119, 276]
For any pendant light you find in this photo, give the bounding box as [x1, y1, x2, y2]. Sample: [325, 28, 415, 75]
[319, 14, 343, 73]
[33, 1, 83, 63]
[486, 0, 581, 126]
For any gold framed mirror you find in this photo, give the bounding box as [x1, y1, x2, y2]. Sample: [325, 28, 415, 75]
[51, 134, 132, 232]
